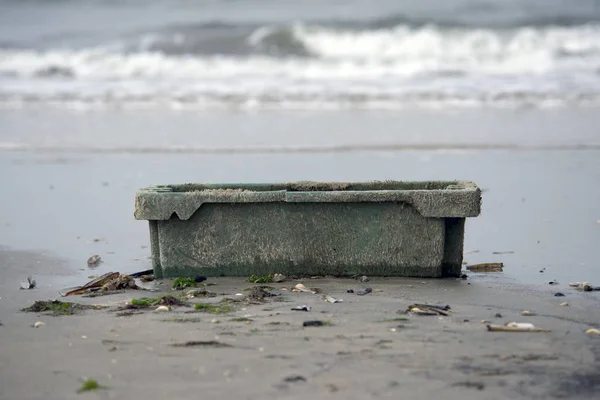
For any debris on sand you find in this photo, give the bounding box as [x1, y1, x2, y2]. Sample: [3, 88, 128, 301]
[23, 300, 106, 316]
[569, 282, 599, 291]
[283, 375, 307, 383]
[62, 272, 139, 297]
[323, 295, 343, 303]
[356, 287, 372, 296]
[452, 381, 485, 390]
[272, 273, 286, 283]
[291, 305, 311, 312]
[247, 274, 274, 284]
[185, 288, 217, 299]
[405, 304, 450, 316]
[77, 379, 107, 393]
[171, 340, 232, 348]
[20, 276, 36, 290]
[129, 295, 186, 308]
[486, 322, 551, 332]
[194, 301, 233, 314]
[586, 328, 600, 335]
[520, 310, 535, 316]
[360, 276, 370, 282]
[163, 317, 203, 323]
[244, 286, 279, 301]
[466, 263, 503, 272]
[172, 277, 198, 290]
[303, 320, 332, 327]
[139, 275, 155, 282]
[292, 283, 317, 294]
[87, 255, 102, 268]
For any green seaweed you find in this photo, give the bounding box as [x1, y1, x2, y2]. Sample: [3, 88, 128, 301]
[22, 300, 101, 316]
[130, 297, 157, 307]
[77, 379, 107, 393]
[130, 295, 186, 308]
[173, 277, 198, 290]
[247, 274, 274, 284]
[194, 302, 233, 314]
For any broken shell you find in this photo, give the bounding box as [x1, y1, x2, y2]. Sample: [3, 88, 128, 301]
[324, 295, 343, 303]
[586, 328, 600, 335]
[20, 276, 36, 290]
[33, 321, 45, 328]
[559, 302, 570, 307]
[577, 282, 593, 292]
[87, 255, 102, 267]
[292, 283, 315, 294]
[155, 305, 170, 312]
[520, 310, 534, 316]
[507, 322, 535, 329]
[272, 274, 286, 283]
[291, 305, 311, 311]
[487, 322, 551, 332]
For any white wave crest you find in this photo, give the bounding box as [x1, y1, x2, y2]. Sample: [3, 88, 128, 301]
[1, 24, 600, 109]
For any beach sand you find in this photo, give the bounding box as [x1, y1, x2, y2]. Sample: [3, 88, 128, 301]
[1, 249, 599, 400]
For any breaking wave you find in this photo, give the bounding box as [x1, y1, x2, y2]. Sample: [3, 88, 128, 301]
[1, 21, 600, 109]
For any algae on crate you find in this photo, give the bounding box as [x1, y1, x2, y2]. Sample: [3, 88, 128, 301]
[134, 180, 481, 278]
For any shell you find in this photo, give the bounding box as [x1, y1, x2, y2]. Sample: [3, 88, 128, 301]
[87, 255, 102, 267]
[292, 283, 315, 293]
[33, 321, 45, 328]
[154, 305, 170, 312]
[506, 322, 535, 329]
[559, 302, 570, 307]
[586, 328, 600, 335]
[324, 295, 343, 303]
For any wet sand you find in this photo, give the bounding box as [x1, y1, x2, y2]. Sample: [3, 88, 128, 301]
[1, 249, 599, 400]
[1, 107, 599, 398]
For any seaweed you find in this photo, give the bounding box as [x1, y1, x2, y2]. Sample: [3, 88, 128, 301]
[22, 300, 103, 316]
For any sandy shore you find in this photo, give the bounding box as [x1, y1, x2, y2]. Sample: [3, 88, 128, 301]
[1, 249, 599, 400]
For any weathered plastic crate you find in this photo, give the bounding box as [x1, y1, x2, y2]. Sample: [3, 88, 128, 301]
[134, 181, 481, 278]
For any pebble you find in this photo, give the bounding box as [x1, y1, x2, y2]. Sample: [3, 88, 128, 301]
[494, 313, 502, 318]
[554, 292, 565, 297]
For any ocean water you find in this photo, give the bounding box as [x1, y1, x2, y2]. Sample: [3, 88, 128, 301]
[1, 0, 600, 109]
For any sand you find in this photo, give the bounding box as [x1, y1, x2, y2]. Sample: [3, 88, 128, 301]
[1, 249, 599, 400]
